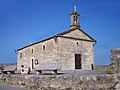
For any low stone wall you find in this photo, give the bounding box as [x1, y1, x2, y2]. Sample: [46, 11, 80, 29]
[95, 65, 110, 71]
[95, 48, 120, 74]
[0, 74, 120, 90]
[0, 64, 16, 70]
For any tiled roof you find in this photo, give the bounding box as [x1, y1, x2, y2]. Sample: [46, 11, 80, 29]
[17, 27, 96, 51]
[57, 28, 96, 42]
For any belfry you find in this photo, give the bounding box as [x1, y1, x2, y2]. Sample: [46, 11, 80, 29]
[70, 6, 80, 29]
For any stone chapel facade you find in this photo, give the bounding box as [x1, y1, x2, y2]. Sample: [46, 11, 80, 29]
[17, 8, 96, 73]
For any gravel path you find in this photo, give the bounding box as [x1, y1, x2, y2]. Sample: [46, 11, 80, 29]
[0, 83, 30, 90]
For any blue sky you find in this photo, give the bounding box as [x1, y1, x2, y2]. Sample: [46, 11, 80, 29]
[0, 0, 120, 65]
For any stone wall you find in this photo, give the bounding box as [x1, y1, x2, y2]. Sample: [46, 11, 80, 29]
[110, 48, 120, 73]
[95, 65, 110, 71]
[94, 48, 120, 74]
[0, 74, 120, 90]
[0, 64, 16, 70]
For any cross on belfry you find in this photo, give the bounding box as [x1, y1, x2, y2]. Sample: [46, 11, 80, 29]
[74, 5, 77, 11]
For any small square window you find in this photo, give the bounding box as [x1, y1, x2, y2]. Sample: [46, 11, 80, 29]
[32, 49, 34, 53]
[20, 53, 22, 58]
[43, 45, 46, 50]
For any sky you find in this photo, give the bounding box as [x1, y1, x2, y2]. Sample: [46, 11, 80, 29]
[0, 0, 120, 65]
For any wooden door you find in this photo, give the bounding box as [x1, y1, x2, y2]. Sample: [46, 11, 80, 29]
[31, 59, 34, 69]
[75, 54, 81, 69]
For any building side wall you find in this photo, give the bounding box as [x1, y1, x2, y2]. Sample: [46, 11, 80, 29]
[17, 38, 59, 73]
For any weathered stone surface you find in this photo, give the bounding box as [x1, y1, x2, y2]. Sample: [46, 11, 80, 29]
[0, 74, 120, 90]
[95, 65, 110, 71]
[0, 64, 16, 70]
[108, 48, 120, 74]
[94, 48, 120, 74]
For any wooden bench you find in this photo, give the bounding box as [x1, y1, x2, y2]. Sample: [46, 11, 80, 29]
[2, 65, 16, 74]
[35, 63, 61, 75]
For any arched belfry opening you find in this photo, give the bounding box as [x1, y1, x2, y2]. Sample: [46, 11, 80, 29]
[70, 6, 80, 29]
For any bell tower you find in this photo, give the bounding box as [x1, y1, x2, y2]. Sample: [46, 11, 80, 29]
[70, 6, 80, 29]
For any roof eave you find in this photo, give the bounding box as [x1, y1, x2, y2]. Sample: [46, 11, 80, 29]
[17, 36, 55, 51]
[17, 27, 96, 51]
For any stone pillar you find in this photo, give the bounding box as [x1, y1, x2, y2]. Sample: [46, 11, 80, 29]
[110, 48, 120, 73]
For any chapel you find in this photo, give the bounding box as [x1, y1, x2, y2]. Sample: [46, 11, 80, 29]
[17, 6, 96, 73]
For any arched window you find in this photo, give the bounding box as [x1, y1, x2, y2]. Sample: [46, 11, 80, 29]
[76, 17, 78, 20]
[74, 16, 76, 21]
[76, 17, 78, 23]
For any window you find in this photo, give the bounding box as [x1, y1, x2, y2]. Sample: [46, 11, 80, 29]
[22, 69, 24, 72]
[20, 53, 22, 58]
[21, 65, 24, 68]
[76, 42, 79, 45]
[21, 65, 24, 72]
[32, 49, 34, 54]
[43, 45, 46, 50]
[35, 59, 39, 65]
[91, 64, 94, 70]
[76, 17, 78, 23]
[74, 16, 76, 21]
[76, 17, 78, 20]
